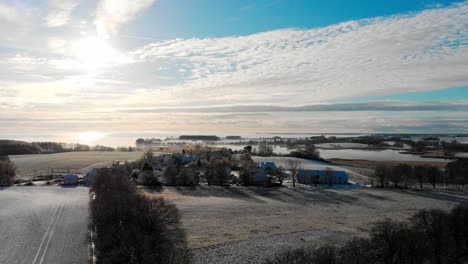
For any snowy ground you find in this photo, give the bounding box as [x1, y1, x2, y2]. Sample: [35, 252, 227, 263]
[148, 186, 468, 264]
[0, 186, 90, 264]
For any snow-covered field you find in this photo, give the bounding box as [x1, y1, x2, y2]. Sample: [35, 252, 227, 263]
[0, 187, 90, 264]
[9, 151, 143, 177]
[149, 186, 468, 264]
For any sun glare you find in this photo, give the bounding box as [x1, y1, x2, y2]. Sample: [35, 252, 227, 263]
[78, 131, 105, 142]
[70, 37, 121, 69]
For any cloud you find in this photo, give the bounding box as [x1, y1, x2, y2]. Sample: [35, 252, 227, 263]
[95, 0, 156, 38]
[0, 2, 23, 23]
[1, 1, 468, 139]
[113, 101, 468, 113]
[44, 0, 79, 27]
[129, 2, 468, 106]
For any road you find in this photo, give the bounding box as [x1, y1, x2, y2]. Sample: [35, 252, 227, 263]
[0, 186, 90, 264]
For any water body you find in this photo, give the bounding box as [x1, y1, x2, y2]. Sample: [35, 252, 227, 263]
[210, 143, 451, 162]
[318, 149, 451, 162]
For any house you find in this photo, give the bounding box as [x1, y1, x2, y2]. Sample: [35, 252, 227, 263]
[83, 168, 98, 187]
[63, 174, 79, 185]
[297, 169, 348, 185]
[252, 162, 279, 185]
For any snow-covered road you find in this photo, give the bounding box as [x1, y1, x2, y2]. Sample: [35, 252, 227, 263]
[0, 186, 89, 264]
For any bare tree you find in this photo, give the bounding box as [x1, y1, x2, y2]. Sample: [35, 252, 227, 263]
[374, 166, 388, 188]
[257, 141, 274, 156]
[287, 159, 302, 187]
[391, 164, 411, 188]
[426, 165, 440, 189]
[395, 163, 413, 187]
[0, 157, 16, 186]
[325, 167, 335, 187]
[413, 166, 426, 189]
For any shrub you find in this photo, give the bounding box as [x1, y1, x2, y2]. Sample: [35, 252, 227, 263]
[137, 170, 161, 186]
[0, 158, 16, 186]
[205, 159, 229, 186]
[176, 167, 198, 186]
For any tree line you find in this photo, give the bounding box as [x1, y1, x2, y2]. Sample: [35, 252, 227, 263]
[89, 168, 190, 264]
[0, 139, 118, 155]
[374, 159, 468, 189]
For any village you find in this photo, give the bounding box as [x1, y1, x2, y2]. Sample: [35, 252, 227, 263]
[15, 145, 354, 190]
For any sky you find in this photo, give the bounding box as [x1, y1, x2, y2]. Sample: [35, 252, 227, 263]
[0, 0, 467, 146]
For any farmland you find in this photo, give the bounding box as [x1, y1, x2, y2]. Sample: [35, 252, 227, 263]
[148, 186, 468, 264]
[10, 151, 143, 176]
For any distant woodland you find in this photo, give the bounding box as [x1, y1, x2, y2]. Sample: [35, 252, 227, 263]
[0, 140, 115, 155]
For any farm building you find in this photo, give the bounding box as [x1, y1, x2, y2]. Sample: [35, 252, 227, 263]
[297, 169, 348, 185]
[251, 162, 280, 185]
[63, 174, 79, 185]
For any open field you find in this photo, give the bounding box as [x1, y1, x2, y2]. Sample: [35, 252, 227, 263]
[10, 151, 144, 176]
[0, 186, 89, 264]
[148, 186, 468, 264]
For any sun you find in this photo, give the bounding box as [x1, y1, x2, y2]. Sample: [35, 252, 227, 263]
[78, 131, 106, 143]
[70, 37, 121, 69]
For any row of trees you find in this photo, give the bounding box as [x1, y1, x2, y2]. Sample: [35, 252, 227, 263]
[0, 155, 16, 186]
[374, 160, 468, 189]
[266, 205, 468, 264]
[89, 168, 190, 264]
[289, 144, 321, 160]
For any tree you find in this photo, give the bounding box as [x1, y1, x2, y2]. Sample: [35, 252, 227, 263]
[412, 209, 449, 264]
[163, 165, 180, 186]
[396, 163, 412, 186]
[239, 152, 256, 185]
[325, 167, 335, 187]
[374, 166, 389, 188]
[257, 141, 274, 156]
[289, 144, 321, 160]
[137, 170, 160, 186]
[369, 219, 426, 264]
[391, 164, 411, 188]
[426, 166, 440, 189]
[0, 157, 16, 186]
[205, 158, 229, 186]
[143, 149, 154, 160]
[287, 159, 302, 187]
[413, 166, 427, 189]
[446, 159, 468, 187]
